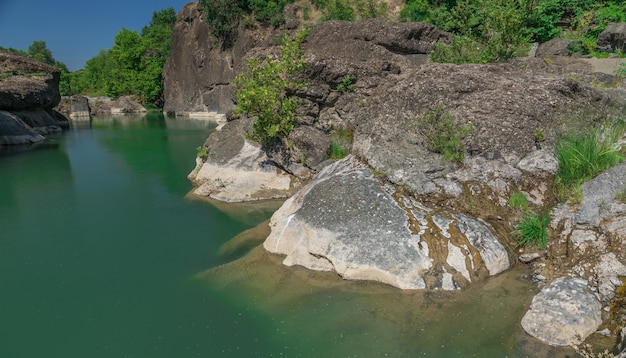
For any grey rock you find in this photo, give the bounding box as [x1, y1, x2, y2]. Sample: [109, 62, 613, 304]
[521, 277, 602, 346]
[516, 149, 558, 177]
[597, 23, 626, 53]
[0, 110, 45, 145]
[535, 38, 578, 57]
[188, 118, 296, 202]
[264, 156, 510, 290]
[70, 95, 90, 118]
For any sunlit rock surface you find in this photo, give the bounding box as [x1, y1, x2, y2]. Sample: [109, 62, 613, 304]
[264, 156, 510, 290]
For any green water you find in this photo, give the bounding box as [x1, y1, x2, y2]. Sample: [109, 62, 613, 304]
[0, 114, 576, 357]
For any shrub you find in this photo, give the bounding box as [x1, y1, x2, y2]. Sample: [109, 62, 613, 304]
[234, 28, 308, 145]
[417, 105, 474, 162]
[196, 146, 209, 161]
[516, 211, 549, 249]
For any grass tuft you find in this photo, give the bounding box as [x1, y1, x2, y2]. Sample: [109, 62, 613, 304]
[515, 211, 549, 249]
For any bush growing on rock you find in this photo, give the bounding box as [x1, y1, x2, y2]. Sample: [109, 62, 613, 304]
[234, 28, 308, 145]
[415, 105, 474, 162]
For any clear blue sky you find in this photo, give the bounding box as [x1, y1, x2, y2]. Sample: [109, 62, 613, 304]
[0, 0, 194, 71]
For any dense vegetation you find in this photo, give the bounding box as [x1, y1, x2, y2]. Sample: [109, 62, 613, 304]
[67, 7, 177, 106]
[402, 0, 626, 63]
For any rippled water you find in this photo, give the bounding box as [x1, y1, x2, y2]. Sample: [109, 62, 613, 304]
[0, 114, 587, 357]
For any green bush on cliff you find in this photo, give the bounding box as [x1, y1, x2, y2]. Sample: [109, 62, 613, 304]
[516, 210, 549, 249]
[417, 105, 474, 162]
[234, 28, 308, 145]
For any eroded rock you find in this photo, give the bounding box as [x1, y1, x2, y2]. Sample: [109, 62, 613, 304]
[521, 277, 602, 346]
[188, 119, 297, 202]
[264, 156, 510, 290]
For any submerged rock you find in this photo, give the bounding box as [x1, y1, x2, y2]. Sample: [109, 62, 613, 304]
[521, 277, 602, 346]
[264, 156, 510, 290]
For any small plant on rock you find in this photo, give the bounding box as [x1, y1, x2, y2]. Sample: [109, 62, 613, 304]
[196, 146, 208, 161]
[418, 105, 474, 163]
[515, 210, 549, 249]
[330, 140, 348, 159]
[337, 75, 354, 93]
[508, 191, 529, 211]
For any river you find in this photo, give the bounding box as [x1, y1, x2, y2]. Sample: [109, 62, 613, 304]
[0, 114, 582, 357]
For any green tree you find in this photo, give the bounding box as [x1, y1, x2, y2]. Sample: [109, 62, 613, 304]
[234, 28, 308, 145]
[27, 40, 55, 65]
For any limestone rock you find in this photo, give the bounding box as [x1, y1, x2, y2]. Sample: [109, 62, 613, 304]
[521, 277, 602, 346]
[0, 50, 61, 110]
[69, 95, 90, 118]
[264, 156, 510, 290]
[188, 119, 296, 202]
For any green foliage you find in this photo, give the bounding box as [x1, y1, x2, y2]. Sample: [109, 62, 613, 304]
[556, 123, 625, 200]
[417, 105, 474, 162]
[67, 7, 176, 105]
[509, 191, 529, 210]
[199, 0, 295, 37]
[314, 0, 387, 21]
[330, 140, 348, 159]
[27, 40, 55, 65]
[429, 0, 531, 64]
[196, 146, 209, 160]
[234, 28, 308, 145]
[515, 210, 549, 249]
[336, 75, 354, 92]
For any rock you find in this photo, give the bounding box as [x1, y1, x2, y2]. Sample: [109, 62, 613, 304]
[10, 109, 62, 134]
[90, 96, 145, 114]
[521, 277, 602, 346]
[163, 2, 263, 116]
[264, 156, 510, 290]
[69, 95, 90, 118]
[188, 118, 297, 202]
[597, 23, 626, 53]
[0, 110, 45, 145]
[535, 38, 578, 57]
[0, 50, 61, 110]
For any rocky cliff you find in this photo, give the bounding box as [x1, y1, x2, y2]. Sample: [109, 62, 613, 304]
[166, 6, 626, 349]
[0, 50, 68, 146]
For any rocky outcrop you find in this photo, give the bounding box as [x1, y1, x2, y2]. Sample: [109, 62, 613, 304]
[69, 95, 90, 118]
[0, 50, 68, 145]
[264, 155, 510, 290]
[521, 277, 603, 346]
[188, 118, 298, 202]
[162, 2, 270, 116]
[169, 9, 626, 349]
[90, 96, 146, 115]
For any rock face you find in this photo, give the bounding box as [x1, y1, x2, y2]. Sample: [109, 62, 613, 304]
[535, 162, 626, 297]
[0, 50, 67, 145]
[521, 277, 602, 346]
[162, 2, 267, 116]
[69, 95, 90, 118]
[188, 118, 297, 202]
[264, 156, 510, 290]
